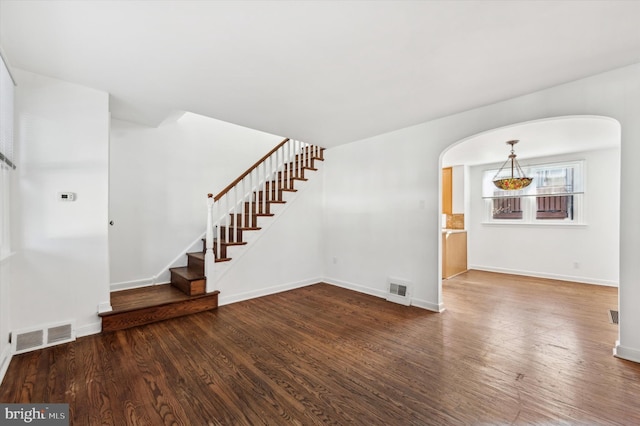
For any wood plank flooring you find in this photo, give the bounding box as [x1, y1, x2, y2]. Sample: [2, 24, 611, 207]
[2, 270, 640, 425]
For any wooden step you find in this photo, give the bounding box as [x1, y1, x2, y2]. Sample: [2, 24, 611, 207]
[254, 190, 287, 203]
[170, 266, 206, 296]
[274, 173, 308, 183]
[218, 225, 244, 243]
[187, 251, 204, 270]
[100, 284, 220, 332]
[230, 212, 274, 228]
[244, 200, 282, 215]
[199, 239, 246, 261]
[261, 183, 297, 201]
[217, 240, 247, 259]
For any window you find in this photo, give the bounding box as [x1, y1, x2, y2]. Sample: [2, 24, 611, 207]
[534, 164, 575, 220]
[483, 160, 584, 225]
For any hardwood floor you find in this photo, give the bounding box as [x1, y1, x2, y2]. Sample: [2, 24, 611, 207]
[2, 271, 640, 425]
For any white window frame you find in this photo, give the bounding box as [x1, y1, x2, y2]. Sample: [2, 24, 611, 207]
[482, 160, 586, 226]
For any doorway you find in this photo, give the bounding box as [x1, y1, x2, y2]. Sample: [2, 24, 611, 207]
[440, 115, 621, 294]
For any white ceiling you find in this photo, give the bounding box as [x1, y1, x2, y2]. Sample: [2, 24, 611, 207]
[1, 1, 640, 148]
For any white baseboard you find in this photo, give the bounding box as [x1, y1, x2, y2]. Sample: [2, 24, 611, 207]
[218, 277, 319, 307]
[322, 278, 387, 299]
[110, 277, 154, 292]
[110, 278, 172, 292]
[76, 321, 102, 338]
[469, 265, 618, 287]
[321, 278, 444, 312]
[614, 342, 640, 364]
[0, 345, 12, 386]
[411, 298, 445, 313]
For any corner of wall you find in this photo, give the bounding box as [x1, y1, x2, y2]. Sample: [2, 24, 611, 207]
[411, 298, 445, 313]
[0, 345, 12, 386]
[614, 342, 640, 364]
[76, 321, 102, 338]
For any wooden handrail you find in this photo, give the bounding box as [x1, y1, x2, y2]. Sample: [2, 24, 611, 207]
[213, 138, 290, 201]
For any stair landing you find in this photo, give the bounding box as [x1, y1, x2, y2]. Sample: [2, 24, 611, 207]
[99, 284, 219, 332]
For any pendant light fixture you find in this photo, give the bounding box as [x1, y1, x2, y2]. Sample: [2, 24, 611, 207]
[493, 140, 532, 190]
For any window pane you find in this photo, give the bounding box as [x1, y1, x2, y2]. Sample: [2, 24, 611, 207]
[492, 197, 523, 219]
[536, 195, 573, 220]
[535, 166, 573, 194]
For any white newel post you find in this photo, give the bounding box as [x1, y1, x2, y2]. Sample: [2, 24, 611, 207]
[205, 193, 216, 292]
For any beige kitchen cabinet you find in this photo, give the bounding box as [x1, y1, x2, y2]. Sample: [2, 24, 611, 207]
[442, 167, 452, 214]
[442, 230, 467, 279]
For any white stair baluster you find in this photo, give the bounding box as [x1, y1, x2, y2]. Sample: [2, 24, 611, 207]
[277, 146, 282, 200]
[283, 141, 287, 188]
[262, 160, 267, 215]
[205, 193, 215, 291]
[297, 139, 301, 179]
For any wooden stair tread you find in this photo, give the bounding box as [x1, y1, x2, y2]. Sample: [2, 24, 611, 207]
[222, 241, 247, 246]
[170, 266, 204, 280]
[101, 284, 217, 315]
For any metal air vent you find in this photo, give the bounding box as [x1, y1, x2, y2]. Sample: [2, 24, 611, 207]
[47, 324, 73, 344]
[386, 278, 412, 306]
[609, 309, 619, 325]
[12, 321, 76, 354]
[15, 330, 44, 353]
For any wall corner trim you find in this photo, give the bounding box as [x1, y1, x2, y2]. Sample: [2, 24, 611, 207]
[0, 345, 12, 386]
[76, 321, 102, 338]
[614, 342, 640, 364]
[411, 298, 445, 313]
[97, 302, 112, 314]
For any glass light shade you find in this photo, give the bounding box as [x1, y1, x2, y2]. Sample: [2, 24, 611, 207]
[493, 177, 533, 191]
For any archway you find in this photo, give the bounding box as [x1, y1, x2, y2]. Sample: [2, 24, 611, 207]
[439, 115, 621, 317]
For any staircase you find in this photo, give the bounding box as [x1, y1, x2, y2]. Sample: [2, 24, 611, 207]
[170, 139, 324, 295]
[100, 139, 324, 332]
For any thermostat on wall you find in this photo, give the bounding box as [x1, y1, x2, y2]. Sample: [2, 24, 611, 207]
[58, 192, 76, 202]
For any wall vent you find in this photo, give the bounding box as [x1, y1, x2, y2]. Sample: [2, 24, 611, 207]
[15, 330, 44, 353]
[47, 324, 73, 344]
[386, 277, 412, 306]
[11, 321, 76, 354]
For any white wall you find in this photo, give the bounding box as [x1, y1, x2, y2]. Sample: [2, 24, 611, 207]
[0, 50, 14, 383]
[0, 256, 11, 383]
[109, 114, 283, 288]
[323, 62, 640, 363]
[10, 69, 110, 336]
[323, 139, 441, 311]
[468, 148, 620, 286]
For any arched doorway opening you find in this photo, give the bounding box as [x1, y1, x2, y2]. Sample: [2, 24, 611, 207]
[439, 115, 621, 329]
